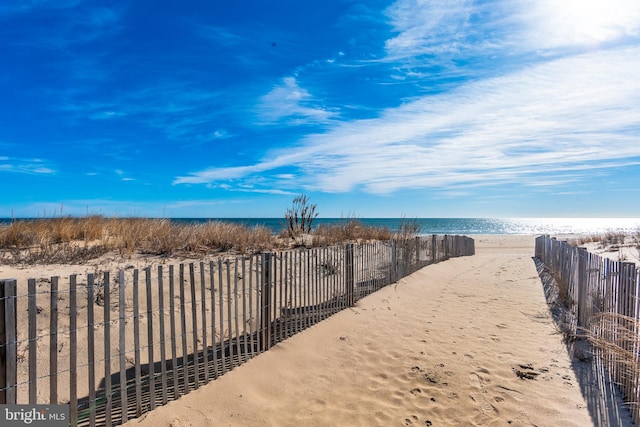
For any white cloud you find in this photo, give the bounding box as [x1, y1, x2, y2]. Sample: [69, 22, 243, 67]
[233, 188, 296, 196]
[175, 46, 640, 194]
[89, 110, 123, 120]
[524, 0, 640, 49]
[173, 151, 306, 184]
[114, 169, 135, 181]
[256, 77, 337, 125]
[0, 157, 56, 174]
[384, 0, 474, 60]
[382, 0, 640, 67]
[212, 129, 231, 139]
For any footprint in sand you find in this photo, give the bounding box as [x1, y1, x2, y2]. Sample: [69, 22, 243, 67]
[425, 372, 439, 384]
[403, 415, 419, 425]
[469, 366, 490, 385]
[470, 393, 498, 415]
[513, 364, 539, 380]
[497, 385, 524, 401]
[469, 373, 482, 388]
[469, 372, 488, 391]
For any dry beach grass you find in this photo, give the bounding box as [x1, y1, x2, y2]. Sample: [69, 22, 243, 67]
[568, 230, 640, 266]
[0, 216, 396, 265]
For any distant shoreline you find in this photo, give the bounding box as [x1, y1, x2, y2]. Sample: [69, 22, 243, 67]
[2, 217, 639, 235]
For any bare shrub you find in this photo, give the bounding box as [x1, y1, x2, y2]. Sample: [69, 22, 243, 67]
[283, 194, 318, 246]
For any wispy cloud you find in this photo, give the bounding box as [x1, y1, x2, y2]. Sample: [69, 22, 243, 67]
[0, 157, 56, 174]
[175, 45, 640, 194]
[4, 0, 640, 217]
[381, 0, 640, 84]
[384, 0, 475, 60]
[384, 0, 640, 60]
[212, 129, 232, 139]
[195, 24, 247, 48]
[256, 77, 337, 125]
[173, 156, 303, 185]
[114, 169, 135, 182]
[55, 81, 227, 145]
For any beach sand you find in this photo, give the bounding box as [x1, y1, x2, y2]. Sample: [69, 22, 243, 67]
[2, 235, 632, 426]
[115, 234, 631, 427]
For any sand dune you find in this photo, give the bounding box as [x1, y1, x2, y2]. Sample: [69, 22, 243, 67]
[112, 235, 630, 426]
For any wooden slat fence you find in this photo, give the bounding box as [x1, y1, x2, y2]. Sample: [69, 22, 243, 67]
[535, 235, 640, 424]
[1, 235, 474, 426]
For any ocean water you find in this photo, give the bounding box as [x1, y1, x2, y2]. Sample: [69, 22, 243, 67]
[167, 217, 640, 236]
[1, 217, 639, 236]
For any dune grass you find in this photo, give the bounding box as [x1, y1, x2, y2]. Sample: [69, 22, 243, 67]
[312, 218, 394, 245]
[0, 216, 404, 264]
[571, 230, 631, 247]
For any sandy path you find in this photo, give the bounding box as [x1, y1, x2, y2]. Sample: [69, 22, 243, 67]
[121, 235, 609, 426]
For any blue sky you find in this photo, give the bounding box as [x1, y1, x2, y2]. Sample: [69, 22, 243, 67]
[2, 0, 640, 218]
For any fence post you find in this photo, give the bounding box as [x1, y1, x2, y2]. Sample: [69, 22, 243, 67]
[261, 253, 272, 351]
[620, 262, 636, 402]
[576, 247, 587, 328]
[1, 279, 17, 405]
[345, 243, 354, 307]
[444, 235, 450, 260]
[390, 240, 397, 282]
[534, 235, 545, 259]
[431, 235, 437, 263]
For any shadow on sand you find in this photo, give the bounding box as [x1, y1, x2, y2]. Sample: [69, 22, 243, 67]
[76, 300, 350, 427]
[75, 266, 432, 426]
[534, 257, 634, 427]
